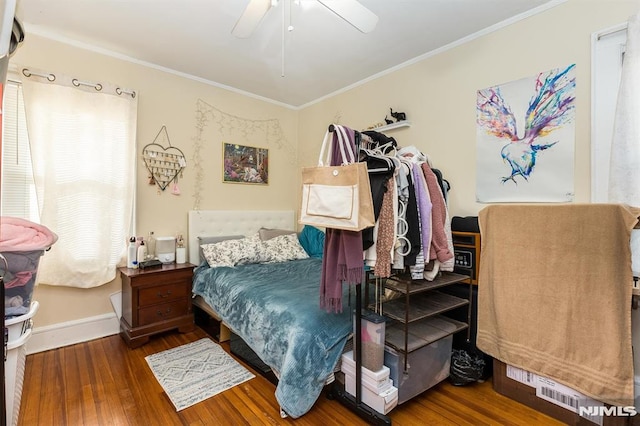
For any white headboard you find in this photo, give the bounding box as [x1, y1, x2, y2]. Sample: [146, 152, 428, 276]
[188, 210, 296, 265]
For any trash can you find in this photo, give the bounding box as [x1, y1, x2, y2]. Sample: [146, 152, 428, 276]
[354, 310, 386, 372]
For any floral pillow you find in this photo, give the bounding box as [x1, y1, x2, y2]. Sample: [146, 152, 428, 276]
[197, 235, 244, 264]
[200, 234, 264, 268]
[261, 233, 309, 263]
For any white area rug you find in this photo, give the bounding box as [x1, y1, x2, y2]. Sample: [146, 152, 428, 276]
[145, 338, 255, 411]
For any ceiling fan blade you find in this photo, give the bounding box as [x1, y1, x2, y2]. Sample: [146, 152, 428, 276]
[317, 0, 378, 33]
[232, 0, 274, 38]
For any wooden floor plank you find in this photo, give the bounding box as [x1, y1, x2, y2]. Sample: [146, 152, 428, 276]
[15, 328, 564, 425]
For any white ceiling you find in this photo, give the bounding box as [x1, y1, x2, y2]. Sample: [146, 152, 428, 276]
[17, 0, 561, 108]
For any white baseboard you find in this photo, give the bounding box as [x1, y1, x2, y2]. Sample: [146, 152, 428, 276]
[26, 312, 120, 355]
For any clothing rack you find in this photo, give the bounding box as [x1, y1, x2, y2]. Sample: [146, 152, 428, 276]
[325, 124, 392, 426]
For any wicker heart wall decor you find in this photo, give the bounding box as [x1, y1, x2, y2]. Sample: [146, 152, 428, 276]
[142, 125, 187, 194]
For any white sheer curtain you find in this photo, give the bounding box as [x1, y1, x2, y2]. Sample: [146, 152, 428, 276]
[609, 13, 640, 206]
[21, 68, 137, 288]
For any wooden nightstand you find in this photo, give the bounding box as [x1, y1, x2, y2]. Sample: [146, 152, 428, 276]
[118, 263, 196, 348]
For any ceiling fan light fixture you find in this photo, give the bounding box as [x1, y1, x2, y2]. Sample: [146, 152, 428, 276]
[317, 0, 379, 33]
[232, 0, 379, 39]
[232, 0, 275, 38]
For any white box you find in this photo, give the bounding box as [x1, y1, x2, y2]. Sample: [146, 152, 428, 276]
[344, 372, 398, 414]
[341, 350, 390, 387]
[344, 371, 394, 395]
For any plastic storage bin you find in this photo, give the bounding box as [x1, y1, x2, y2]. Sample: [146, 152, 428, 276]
[1, 250, 44, 319]
[384, 335, 453, 404]
[353, 310, 386, 371]
[5, 300, 38, 343]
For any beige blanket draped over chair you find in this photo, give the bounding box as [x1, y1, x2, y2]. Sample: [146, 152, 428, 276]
[477, 203, 640, 406]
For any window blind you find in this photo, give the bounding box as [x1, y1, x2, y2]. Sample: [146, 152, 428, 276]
[1, 81, 38, 222]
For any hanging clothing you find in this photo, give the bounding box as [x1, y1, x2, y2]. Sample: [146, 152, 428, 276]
[362, 130, 398, 154]
[320, 229, 364, 313]
[403, 166, 421, 266]
[431, 168, 451, 202]
[409, 164, 432, 280]
[412, 163, 433, 261]
[373, 178, 396, 278]
[319, 125, 365, 313]
[320, 129, 455, 285]
[422, 163, 453, 263]
[361, 152, 395, 250]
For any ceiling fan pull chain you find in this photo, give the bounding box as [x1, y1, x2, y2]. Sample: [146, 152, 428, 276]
[281, 0, 286, 77]
[288, 0, 294, 32]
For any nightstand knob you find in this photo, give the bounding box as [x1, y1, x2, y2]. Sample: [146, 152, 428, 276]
[157, 290, 172, 298]
[156, 308, 172, 317]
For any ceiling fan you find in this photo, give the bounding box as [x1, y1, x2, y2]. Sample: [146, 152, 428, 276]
[232, 0, 379, 38]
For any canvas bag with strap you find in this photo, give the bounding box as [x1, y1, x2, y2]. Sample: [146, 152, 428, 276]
[300, 125, 375, 231]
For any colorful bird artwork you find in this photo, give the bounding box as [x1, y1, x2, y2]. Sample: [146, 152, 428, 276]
[477, 64, 576, 184]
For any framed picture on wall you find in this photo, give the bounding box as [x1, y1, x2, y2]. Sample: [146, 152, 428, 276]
[222, 142, 269, 184]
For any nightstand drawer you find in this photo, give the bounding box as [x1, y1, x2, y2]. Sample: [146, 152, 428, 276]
[138, 299, 190, 326]
[138, 282, 189, 307]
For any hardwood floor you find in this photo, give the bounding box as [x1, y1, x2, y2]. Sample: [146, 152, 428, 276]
[16, 328, 563, 425]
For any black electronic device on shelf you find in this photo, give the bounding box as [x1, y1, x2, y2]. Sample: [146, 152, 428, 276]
[138, 259, 163, 269]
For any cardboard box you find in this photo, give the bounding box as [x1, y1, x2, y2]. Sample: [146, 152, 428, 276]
[493, 360, 632, 426]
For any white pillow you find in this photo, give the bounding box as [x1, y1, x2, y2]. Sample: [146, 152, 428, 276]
[261, 233, 309, 263]
[200, 234, 263, 268]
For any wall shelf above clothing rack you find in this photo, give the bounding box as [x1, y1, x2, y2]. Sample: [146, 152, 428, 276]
[365, 121, 411, 133]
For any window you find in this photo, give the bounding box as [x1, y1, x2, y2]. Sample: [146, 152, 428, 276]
[1, 81, 38, 222]
[592, 26, 626, 201]
[10, 70, 138, 288]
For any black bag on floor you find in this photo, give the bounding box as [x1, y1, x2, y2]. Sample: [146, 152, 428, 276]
[449, 348, 486, 386]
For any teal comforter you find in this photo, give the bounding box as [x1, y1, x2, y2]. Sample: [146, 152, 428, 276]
[192, 258, 352, 418]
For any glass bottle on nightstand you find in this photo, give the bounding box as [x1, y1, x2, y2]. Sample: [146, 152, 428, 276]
[147, 231, 156, 259]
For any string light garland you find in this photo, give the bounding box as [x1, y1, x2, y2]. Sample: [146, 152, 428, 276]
[191, 98, 295, 210]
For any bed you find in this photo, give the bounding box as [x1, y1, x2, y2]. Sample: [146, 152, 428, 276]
[188, 210, 352, 419]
